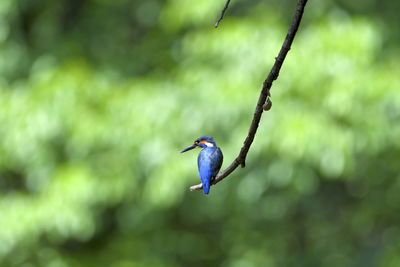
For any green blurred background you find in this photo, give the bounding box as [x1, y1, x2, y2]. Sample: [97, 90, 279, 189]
[1, 0, 400, 266]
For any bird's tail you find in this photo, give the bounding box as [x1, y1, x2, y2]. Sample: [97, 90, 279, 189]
[202, 180, 210, 194]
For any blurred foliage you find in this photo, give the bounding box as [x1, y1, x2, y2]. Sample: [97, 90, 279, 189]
[1, 0, 400, 266]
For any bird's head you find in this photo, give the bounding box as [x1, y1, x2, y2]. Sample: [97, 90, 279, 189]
[180, 135, 217, 153]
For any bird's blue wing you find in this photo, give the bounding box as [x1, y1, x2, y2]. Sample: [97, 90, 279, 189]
[198, 147, 223, 194]
[209, 147, 223, 180]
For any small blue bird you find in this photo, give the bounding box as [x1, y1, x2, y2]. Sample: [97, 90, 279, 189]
[181, 135, 223, 194]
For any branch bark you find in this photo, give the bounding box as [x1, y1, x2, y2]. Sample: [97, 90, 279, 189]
[190, 0, 308, 192]
[215, 0, 231, 28]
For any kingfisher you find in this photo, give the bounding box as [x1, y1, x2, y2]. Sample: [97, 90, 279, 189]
[181, 135, 223, 194]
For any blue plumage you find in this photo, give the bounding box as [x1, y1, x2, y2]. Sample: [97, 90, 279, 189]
[180, 135, 223, 194]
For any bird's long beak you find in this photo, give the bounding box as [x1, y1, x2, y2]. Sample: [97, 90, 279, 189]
[180, 144, 197, 153]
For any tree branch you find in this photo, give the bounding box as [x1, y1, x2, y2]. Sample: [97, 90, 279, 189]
[215, 0, 231, 28]
[190, 0, 308, 192]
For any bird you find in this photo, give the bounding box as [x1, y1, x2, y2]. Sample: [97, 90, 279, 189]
[180, 135, 223, 194]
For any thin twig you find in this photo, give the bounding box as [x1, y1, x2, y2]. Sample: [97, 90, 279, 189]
[190, 0, 309, 192]
[215, 0, 231, 28]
